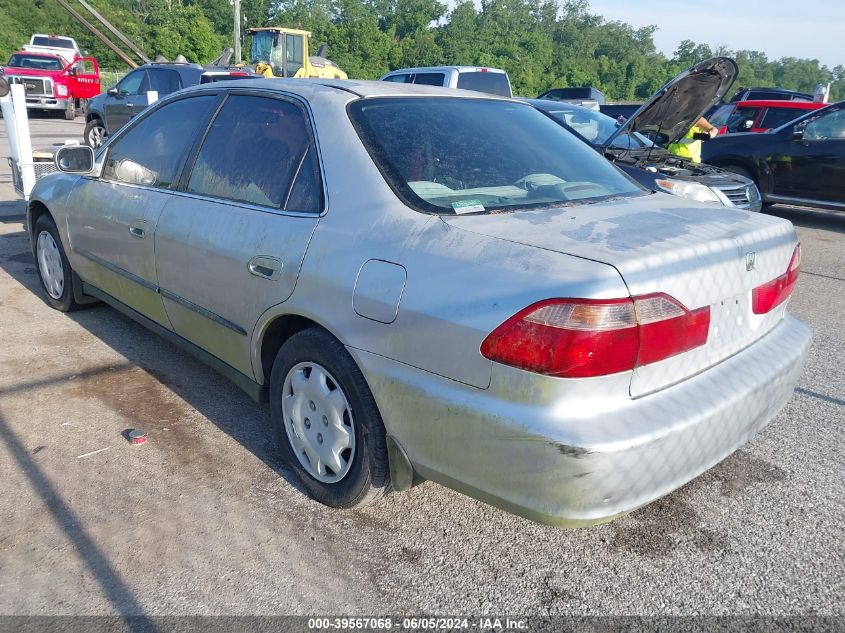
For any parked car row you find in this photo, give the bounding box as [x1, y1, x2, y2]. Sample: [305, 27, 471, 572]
[30, 74, 810, 526]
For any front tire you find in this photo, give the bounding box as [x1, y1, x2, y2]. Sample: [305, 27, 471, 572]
[270, 328, 390, 508]
[64, 99, 75, 120]
[83, 118, 107, 148]
[33, 214, 81, 312]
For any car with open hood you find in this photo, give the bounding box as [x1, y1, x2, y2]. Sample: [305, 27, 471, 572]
[528, 58, 761, 212]
[27, 79, 809, 526]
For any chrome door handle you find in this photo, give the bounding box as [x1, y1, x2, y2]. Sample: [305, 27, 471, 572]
[129, 220, 147, 239]
[248, 256, 283, 281]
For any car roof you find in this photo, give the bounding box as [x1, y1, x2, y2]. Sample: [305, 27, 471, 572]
[382, 66, 508, 75]
[733, 100, 824, 109]
[179, 78, 514, 100]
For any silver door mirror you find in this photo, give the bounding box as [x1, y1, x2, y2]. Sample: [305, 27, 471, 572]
[793, 124, 805, 140]
[55, 145, 95, 173]
[107, 86, 118, 96]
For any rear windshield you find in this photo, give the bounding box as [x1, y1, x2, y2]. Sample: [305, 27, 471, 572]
[32, 36, 74, 49]
[456, 72, 511, 97]
[6, 54, 63, 71]
[349, 97, 644, 215]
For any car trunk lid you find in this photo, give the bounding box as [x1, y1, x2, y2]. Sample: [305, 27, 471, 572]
[443, 194, 798, 396]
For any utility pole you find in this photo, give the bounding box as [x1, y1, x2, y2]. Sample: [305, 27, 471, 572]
[233, 0, 242, 64]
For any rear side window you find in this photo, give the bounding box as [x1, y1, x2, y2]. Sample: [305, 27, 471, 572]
[103, 95, 217, 188]
[759, 107, 807, 130]
[412, 73, 445, 87]
[187, 95, 321, 211]
[456, 72, 511, 97]
[147, 69, 183, 95]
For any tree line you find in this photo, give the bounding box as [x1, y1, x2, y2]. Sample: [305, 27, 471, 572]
[1, 0, 843, 101]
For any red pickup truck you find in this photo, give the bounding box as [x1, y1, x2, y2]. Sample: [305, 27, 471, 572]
[0, 51, 100, 120]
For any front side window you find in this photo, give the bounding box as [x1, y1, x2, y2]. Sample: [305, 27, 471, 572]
[804, 109, 845, 140]
[456, 72, 511, 97]
[103, 95, 217, 188]
[118, 70, 146, 96]
[187, 95, 321, 211]
[350, 97, 644, 215]
[147, 69, 183, 95]
[412, 73, 445, 87]
[725, 106, 760, 132]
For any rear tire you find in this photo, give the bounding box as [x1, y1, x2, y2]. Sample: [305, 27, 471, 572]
[33, 214, 81, 312]
[83, 118, 107, 148]
[269, 328, 390, 508]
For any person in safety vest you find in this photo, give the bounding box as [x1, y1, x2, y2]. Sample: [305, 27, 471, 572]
[667, 117, 719, 163]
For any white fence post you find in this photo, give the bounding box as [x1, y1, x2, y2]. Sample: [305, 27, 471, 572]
[7, 84, 36, 200]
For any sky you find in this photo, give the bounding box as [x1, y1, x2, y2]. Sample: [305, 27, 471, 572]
[587, 0, 845, 69]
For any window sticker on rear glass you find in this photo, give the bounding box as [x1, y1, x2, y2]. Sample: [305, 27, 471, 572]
[452, 199, 485, 214]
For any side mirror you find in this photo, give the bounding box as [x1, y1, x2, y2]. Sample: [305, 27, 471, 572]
[793, 125, 805, 140]
[107, 87, 118, 96]
[55, 145, 95, 174]
[66, 66, 78, 76]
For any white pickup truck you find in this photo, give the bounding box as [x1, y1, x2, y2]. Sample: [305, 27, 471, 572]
[21, 34, 82, 65]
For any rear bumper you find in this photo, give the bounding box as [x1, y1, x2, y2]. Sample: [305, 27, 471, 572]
[352, 314, 811, 527]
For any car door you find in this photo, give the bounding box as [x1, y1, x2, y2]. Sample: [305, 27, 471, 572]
[154, 92, 322, 378]
[103, 68, 147, 133]
[65, 93, 220, 326]
[66, 57, 100, 100]
[776, 106, 845, 202]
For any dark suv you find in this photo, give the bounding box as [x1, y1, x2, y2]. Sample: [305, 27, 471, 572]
[84, 63, 258, 147]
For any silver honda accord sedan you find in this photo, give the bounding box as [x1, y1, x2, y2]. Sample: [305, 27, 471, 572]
[29, 80, 810, 526]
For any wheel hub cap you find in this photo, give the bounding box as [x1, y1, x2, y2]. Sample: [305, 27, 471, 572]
[36, 231, 64, 299]
[282, 362, 355, 483]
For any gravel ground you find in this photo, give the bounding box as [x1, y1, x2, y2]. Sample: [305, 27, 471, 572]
[0, 116, 842, 617]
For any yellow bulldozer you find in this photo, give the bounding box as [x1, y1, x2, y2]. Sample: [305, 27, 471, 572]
[247, 27, 348, 79]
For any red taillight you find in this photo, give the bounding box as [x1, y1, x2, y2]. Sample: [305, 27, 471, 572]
[752, 243, 801, 314]
[480, 293, 710, 378]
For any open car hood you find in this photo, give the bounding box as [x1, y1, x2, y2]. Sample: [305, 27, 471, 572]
[604, 57, 738, 148]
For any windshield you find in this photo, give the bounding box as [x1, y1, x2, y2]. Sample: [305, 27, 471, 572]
[349, 97, 644, 214]
[541, 107, 653, 148]
[7, 54, 63, 71]
[250, 31, 274, 64]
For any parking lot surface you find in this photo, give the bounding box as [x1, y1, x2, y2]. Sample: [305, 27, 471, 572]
[0, 117, 842, 615]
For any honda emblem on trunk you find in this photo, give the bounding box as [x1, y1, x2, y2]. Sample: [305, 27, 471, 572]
[746, 252, 756, 271]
